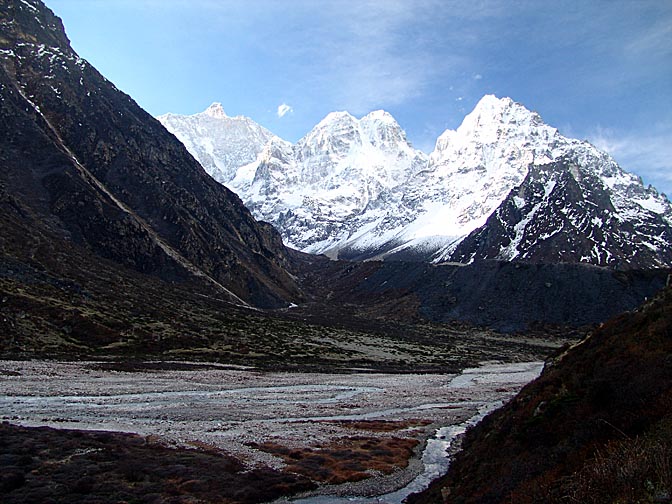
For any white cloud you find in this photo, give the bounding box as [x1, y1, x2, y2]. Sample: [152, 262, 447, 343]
[292, 0, 465, 115]
[589, 124, 672, 196]
[277, 103, 293, 118]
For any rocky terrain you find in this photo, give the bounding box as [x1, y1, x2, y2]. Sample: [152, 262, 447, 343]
[0, 360, 543, 503]
[302, 258, 668, 331]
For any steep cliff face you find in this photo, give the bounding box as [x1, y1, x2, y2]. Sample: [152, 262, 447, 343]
[0, 0, 302, 308]
[450, 156, 672, 268]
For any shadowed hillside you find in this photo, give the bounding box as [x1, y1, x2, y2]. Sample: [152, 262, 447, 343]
[408, 284, 672, 503]
[0, 0, 302, 308]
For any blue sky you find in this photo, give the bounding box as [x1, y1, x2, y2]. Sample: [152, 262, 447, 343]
[43, 0, 672, 195]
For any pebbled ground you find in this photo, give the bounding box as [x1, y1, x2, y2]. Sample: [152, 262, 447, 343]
[0, 359, 542, 502]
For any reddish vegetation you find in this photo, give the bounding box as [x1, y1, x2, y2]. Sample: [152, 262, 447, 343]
[0, 422, 316, 504]
[408, 286, 672, 503]
[252, 436, 420, 484]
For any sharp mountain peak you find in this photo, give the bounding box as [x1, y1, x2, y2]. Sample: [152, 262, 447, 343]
[159, 94, 672, 269]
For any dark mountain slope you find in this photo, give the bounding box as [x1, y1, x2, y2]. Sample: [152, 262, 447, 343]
[408, 284, 672, 503]
[0, 0, 300, 308]
[450, 157, 672, 269]
[295, 256, 668, 332]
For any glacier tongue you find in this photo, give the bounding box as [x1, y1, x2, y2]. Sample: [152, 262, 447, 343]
[158, 96, 672, 268]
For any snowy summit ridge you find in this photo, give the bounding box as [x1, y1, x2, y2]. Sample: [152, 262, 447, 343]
[158, 95, 672, 269]
[158, 105, 277, 184]
[204, 102, 227, 119]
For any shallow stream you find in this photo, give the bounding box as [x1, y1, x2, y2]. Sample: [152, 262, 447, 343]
[287, 362, 543, 503]
[0, 360, 543, 501]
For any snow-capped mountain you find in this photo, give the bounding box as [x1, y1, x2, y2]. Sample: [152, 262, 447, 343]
[160, 106, 428, 254]
[158, 96, 672, 269]
[158, 103, 277, 184]
[248, 110, 429, 254]
[380, 95, 672, 268]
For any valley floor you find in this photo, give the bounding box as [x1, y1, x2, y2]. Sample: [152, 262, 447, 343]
[1, 359, 542, 503]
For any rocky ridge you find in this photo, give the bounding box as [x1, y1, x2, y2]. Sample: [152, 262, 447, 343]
[160, 96, 672, 269]
[0, 0, 302, 308]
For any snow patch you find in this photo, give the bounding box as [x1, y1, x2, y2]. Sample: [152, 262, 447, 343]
[18, 0, 38, 12]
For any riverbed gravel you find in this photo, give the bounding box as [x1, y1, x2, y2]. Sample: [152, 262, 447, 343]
[0, 360, 542, 500]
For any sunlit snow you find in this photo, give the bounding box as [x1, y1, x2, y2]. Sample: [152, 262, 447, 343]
[158, 95, 672, 265]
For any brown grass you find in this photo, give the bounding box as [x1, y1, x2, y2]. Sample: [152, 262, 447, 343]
[0, 422, 316, 503]
[252, 436, 420, 485]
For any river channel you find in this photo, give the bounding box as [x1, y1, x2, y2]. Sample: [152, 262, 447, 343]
[0, 359, 543, 501]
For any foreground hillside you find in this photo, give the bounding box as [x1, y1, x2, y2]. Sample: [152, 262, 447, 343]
[409, 284, 672, 503]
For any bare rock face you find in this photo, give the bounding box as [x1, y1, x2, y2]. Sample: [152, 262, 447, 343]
[0, 0, 302, 308]
[450, 156, 672, 269]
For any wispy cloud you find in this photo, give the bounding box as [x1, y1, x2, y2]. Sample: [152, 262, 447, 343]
[277, 103, 293, 118]
[589, 124, 672, 195]
[279, 0, 473, 115]
[624, 17, 672, 60]
[294, 0, 566, 115]
[123, 0, 518, 117]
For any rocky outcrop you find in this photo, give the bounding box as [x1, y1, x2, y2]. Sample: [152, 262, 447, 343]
[450, 156, 672, 268]
[0, 0, 302, 307]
